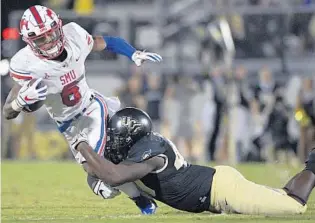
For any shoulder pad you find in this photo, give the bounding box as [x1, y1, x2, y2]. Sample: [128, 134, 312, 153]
[63, 22, 94, 52]
[10, 48, 36, 84]
[127, 135, 166, 163]
[63, 22, 83, 35]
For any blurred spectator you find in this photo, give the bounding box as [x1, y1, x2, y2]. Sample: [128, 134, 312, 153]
[205, 67, 227, 161]
[248, 99, 267, 161]
[253, 66, 281, 112]
[296, 77, 315, 161]
[232, 66, 253, 161]
[117, 75, 146, 110]
[300, 78, 315, 125]
[250, 66, 282, 161]
[265, 94, 294, 160]
[234, 66, 252, 110]
[165, 75, 198, 163]
[144, 74, 164, 132]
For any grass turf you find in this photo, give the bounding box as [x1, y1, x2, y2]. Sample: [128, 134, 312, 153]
[1, 161, 315, 223]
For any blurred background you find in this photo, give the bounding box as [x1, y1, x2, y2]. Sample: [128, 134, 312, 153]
[1, 0, 315, 165]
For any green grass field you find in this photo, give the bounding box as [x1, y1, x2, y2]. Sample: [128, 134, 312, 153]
[2, 161, 315, 223]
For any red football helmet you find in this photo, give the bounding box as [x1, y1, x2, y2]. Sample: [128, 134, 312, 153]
[20, 5, 65, 59]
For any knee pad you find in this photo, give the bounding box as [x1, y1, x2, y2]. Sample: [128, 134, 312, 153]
[305, 148, 315, 174]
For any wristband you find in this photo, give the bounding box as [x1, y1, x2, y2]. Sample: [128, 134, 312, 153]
[11, 99, 23, 112]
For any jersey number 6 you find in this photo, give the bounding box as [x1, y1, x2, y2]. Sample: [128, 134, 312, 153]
[61, 81, 82, 107]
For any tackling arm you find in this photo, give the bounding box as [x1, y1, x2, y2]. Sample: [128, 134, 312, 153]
[76, 142, 161, 186]
[3, 83, 22, 120]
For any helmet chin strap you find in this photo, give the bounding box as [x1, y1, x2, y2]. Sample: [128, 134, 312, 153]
[38, 42, 63, 59]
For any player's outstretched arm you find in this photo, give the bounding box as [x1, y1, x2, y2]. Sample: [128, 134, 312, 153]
[92, 35, 162, 66]
[76, 142, 161, 186]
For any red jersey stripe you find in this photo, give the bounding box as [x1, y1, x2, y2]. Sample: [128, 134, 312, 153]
[10, 72, 32, 80]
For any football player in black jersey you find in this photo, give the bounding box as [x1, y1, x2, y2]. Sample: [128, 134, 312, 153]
[73, 107, 315, 215]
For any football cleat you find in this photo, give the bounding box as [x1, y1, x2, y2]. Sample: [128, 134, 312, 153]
[130, 195, 158, 215]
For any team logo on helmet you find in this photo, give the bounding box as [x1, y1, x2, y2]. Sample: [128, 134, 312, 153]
[20, 19, 29, 31]
[46, 8, 54, 20]
[121, 116, 142, 135]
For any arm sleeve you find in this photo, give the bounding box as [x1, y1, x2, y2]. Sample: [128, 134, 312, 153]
[127, 139, 166, 163]
[103, 36, 136, 60]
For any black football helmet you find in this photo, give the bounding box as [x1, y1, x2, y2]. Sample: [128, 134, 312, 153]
[104, 107, 152, 164]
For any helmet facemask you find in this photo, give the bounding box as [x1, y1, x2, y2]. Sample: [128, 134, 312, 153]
[104, 128, 133, 164]
[24, 20, 65, 59]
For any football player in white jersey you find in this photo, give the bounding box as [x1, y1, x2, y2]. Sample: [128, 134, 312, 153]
[3, 5, 162, 214]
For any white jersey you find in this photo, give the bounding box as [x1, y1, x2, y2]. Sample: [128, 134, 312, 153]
[10, 22, 94, 122]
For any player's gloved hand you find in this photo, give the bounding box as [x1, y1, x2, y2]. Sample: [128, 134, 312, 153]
[93, 179, 121, 199]
[12, 78, 47, 111]
[130, 195, 158, 215]
[71, 132, 89, 151]
[131, 50, 162, 67]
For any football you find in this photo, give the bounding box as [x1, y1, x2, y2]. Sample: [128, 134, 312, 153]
[22, 79, 46, 113]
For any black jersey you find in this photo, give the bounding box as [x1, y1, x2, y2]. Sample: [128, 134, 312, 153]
[125, 132, 216, 213]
